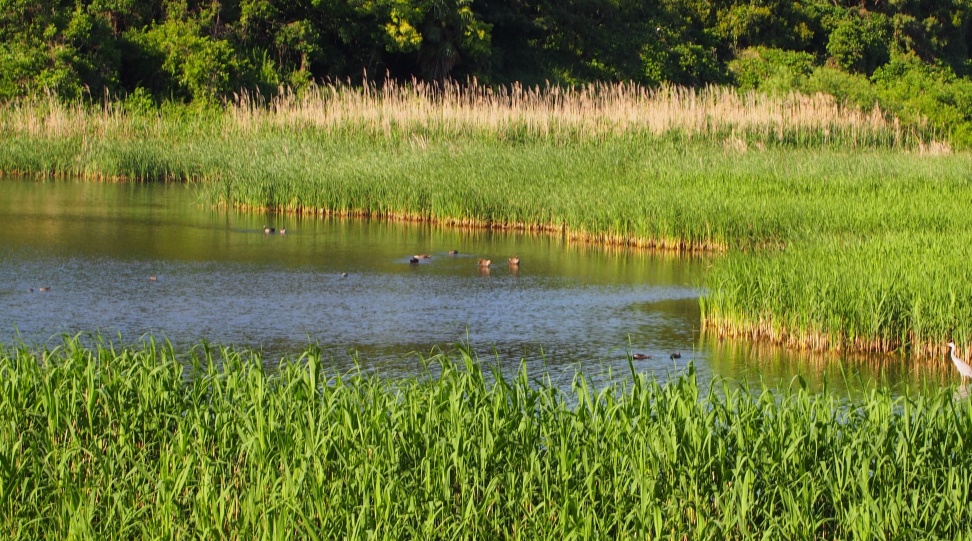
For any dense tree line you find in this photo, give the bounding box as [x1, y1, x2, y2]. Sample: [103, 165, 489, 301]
[1, 0, 970, 137]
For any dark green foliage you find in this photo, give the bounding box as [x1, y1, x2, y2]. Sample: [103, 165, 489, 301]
[825, 14, 890, 74]
[872, 55, 972, 146]
[0, 0, 966, 95]
[728, 47, 814, 92]
[803, 67, 878, 109]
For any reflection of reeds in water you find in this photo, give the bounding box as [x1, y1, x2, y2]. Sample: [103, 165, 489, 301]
[701, 334, 952, 390]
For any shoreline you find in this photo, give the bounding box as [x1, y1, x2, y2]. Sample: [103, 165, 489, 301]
[0, 166, 965, 362]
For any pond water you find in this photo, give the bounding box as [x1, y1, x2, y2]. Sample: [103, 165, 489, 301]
[0, 178, 937, 393]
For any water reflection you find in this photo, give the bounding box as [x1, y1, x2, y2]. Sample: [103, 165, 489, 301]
[699, 336, 950, 396]
[0, 177, 946, 392]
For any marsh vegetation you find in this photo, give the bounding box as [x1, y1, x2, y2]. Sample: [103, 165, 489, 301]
[3, 339, 970, 539]
[2, 82, 969, 358]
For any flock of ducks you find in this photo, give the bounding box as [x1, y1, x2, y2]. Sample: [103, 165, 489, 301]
[631, 352, 682, 361]
[407, 251, 522, 271]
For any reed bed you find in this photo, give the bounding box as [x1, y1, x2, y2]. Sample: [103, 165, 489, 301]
[0, 80, 922, 147]
[230, 80, 914, 147]
[2, 338, 972, 539]
[702, 233, 972, 359]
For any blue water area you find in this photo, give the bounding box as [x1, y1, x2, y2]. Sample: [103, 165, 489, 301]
[0, 178, 930, 393]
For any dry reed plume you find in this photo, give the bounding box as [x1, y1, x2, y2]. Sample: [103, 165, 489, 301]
[235, 79, 906, 144]
[0, 80, 921, 146]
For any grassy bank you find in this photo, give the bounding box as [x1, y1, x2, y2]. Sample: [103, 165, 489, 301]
[703, 233, 972, 359]
[1, 82, 970, 357]
[3, 339, 972, 539]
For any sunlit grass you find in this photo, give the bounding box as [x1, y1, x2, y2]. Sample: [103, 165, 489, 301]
[702, 233, 972, 359]
[2, 338, 971, 538]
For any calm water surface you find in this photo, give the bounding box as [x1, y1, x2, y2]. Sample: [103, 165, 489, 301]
[0, 178, 935, 392]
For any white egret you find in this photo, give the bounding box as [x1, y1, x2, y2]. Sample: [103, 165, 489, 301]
[947, 342, 972, 382]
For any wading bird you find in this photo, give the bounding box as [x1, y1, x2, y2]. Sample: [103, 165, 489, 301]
[477, 258, 491, 267]
[508, 257, 520, 266]
[947, 342, 972, 382]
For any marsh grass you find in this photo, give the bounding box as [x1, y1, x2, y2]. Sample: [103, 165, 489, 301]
[702, 233, 972, 360]
[2, 338, 972, 539]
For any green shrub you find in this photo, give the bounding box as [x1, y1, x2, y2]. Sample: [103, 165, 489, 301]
[804, 67, 878, 109]
[825, 16, 889, 75]
[872, 55, 972, 147]
[728, 46, 814, 93]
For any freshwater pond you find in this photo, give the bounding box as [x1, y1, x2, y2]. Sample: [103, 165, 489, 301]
[0, 178, 934, 393]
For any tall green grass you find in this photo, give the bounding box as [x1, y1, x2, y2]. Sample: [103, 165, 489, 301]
[2, 338, 972, 539]
[703, 233, 972, 358]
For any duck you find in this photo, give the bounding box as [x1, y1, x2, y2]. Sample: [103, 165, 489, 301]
[632, 353, 650, 360]
[670, 352, 681, 360]
[477, 258, 491, 267]
[415, 254, 431, 259]
[448, 250, 459, 255]
[279, 228, 286, 235]
[409, 256, 420, 264]
[341, 272, 348, 278]
[508, 256, 520, 266]
[149, 275, 158, 282]
[38, 287, 51, 292]
[263, 225, 272, 234]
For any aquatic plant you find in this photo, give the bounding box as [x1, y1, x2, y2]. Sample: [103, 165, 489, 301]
[2, 338, 972, 538]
